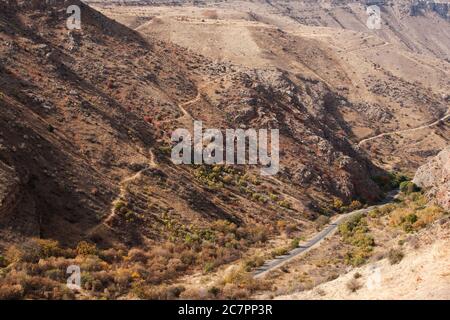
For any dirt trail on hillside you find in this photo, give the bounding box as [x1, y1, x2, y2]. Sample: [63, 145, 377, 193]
[103, 149, 157, 227]
[358, 113, 450, 147]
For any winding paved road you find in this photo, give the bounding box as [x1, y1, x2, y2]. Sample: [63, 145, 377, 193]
[253, 190, 399, 279]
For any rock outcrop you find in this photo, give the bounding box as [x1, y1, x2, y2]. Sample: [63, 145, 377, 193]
[413, 147, 450, 210]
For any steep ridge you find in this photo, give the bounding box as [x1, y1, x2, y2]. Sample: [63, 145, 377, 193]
[0, 0, 448, 301]
[0, 1, 386, 250]
[0, 0, 199, 245]
[95, 0, 450, 172]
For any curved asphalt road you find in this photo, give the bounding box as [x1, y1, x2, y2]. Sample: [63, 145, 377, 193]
[253, 189, 399, 279]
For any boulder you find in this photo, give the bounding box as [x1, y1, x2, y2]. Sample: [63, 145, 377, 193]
[413, 147, 450, 210]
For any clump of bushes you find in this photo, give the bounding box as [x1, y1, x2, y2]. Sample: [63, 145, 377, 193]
[270, 247, 289, 258]
[389, 193, 445, 232]
[399, 181, 420, 195]
[132, 283, 186, 300]
[333, 198, 344, 211]
[0, 215, 274, 300]
[76, 241, 97, 256]
[0, 284, 24, 300]
[194, 165, 239, 189]
[372, 172, 409, 191]
[208, 265, 270, 299]
[243, 255, 265, 272]
[339, 214, 375, 266]
[4, 239, 70, 264]
[290, 238, 302, 250]
[349, 200, 363, 211]
[332, 198, 363, 213]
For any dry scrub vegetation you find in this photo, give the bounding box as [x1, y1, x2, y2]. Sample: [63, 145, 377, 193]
[0, 219, 274, 300]
[0, 185, 446, 300]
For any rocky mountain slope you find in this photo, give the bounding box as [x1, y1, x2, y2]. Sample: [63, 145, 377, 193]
[0, 0, 448, 300]
[0, 1, 386, 251]
[91, 0, 450, 173]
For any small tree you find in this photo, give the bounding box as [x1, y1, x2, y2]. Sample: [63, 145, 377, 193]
[399, 181, 420, 195]
[333, 198, 344, 210]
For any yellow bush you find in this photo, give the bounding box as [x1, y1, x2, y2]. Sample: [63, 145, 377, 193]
[414, 205, 444, 229]
[349, 200, 363, 211]
[35, 239, 61, 258]
[333, 198, 344, 210]
[390, 203, 444, 232]
[76, 241, 97, 256]
[5, 246, 22, 264]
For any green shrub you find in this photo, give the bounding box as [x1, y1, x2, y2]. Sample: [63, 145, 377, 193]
[372, 172, 409, 191]
[6, 241, 41, 263]
[368, 208, 381, 218]
[401, 213, 418, 232]
[349, 200, 363, 211]
[333, 198, 344, 210]
[0, 255, 8, 267]
[114, 200, 126, 210]
[269, 193, 279, 202]
[35, 239, 62, 258]
[290, 238, 301, 250]
[277, 200, 292, 209]
[339, 214, 375, 266]
[252, 193, 267, 203]
[271, 247, 289, 258]
[399, 181, 420, 195]
[243, 256, 265, 272]
[203, 261, 215, 273]
[158, 146, 172, 155]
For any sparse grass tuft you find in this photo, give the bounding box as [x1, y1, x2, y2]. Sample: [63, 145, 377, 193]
[387, 248, 404, 265]
[346, 278, 362, 293]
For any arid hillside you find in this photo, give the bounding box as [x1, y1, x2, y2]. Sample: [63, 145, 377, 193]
[0, 1, 387, 251]
[0, 0, 448, 300]
[91, 0, 450, 173]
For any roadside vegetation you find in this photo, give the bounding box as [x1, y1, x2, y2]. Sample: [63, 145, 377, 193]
[0, 218, 274, 300]
[1, 178, 446, 300]
[339, 214, 375, 266]
[388, 192, 446, 232]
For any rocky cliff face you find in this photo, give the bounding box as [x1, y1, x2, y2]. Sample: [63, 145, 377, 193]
[413, 147, 450, 210]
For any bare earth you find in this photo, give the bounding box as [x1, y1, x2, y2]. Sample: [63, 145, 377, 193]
[277, 219, 450, 300]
